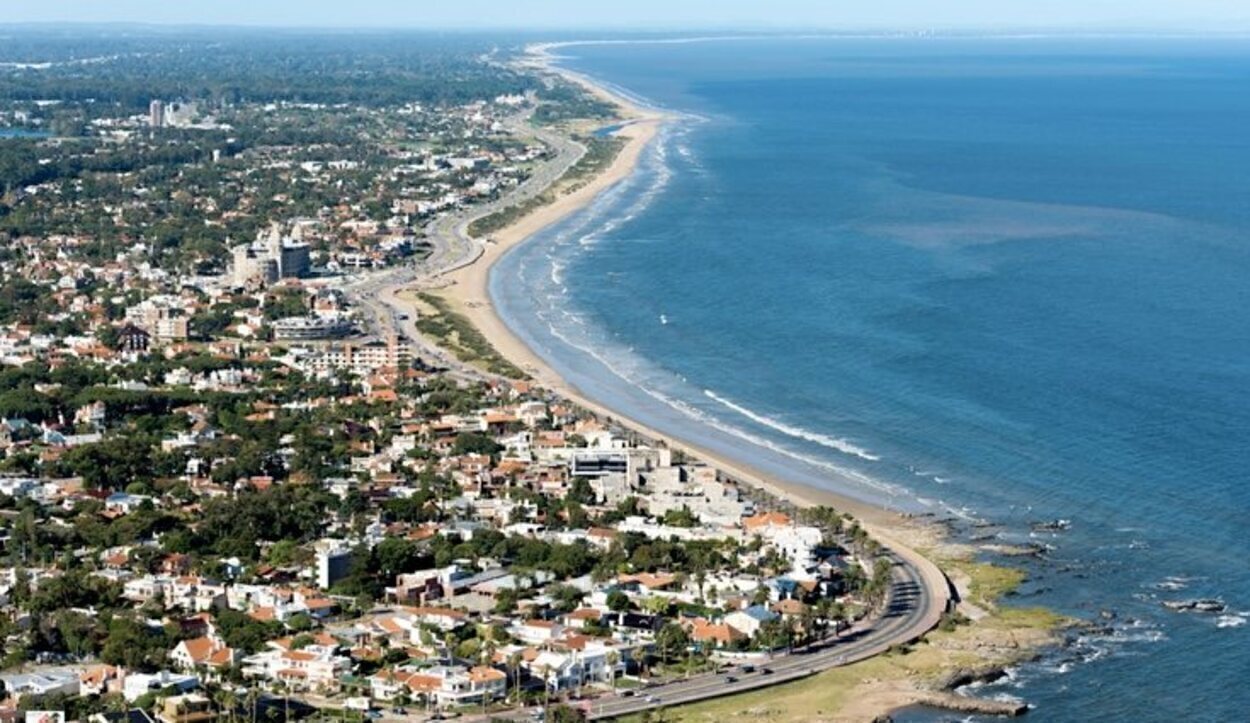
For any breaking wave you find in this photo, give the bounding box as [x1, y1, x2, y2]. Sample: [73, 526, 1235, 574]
[702, 388, 881, 461]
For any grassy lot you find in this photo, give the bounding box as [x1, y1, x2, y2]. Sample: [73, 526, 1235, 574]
[412, 292, 525, 379]
[468, 136, 625, 238]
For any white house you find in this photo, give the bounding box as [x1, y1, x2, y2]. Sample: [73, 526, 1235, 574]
[367, 665, 506, 708]
[122, 671, 199, 702]
[241, 644, 351, 692]
[723, 605, 779, 639]
[170, 635, 236, 672]
[0, 670, 81, 700]
[510, 619, 564, 644]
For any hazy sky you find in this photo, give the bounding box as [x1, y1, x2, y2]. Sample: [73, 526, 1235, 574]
[5, 0, 1250, 31]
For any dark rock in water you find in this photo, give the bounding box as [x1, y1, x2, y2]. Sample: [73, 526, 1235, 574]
[1032, 519, 1071, 532]
[914, 692, 1029, 718]
[871, 716, 894, 723]
[1162, 598, 1226, 613]
[935, 666, 1009, 691]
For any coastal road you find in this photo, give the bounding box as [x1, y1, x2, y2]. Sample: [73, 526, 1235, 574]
[415, 108, 585, 283]
[448, 550, 942, 722]
[341, 105, 585, 376]
[584, 553, 939, 720]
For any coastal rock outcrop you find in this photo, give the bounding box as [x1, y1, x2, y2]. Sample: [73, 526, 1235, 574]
[934, 665, 1010, 691]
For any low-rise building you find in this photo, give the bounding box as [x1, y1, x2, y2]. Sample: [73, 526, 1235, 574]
[241, 644, 351, 693]
[170, 636, 236, 672]
[367, 665, 505, 708]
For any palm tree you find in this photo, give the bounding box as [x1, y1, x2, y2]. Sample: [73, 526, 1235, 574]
[605, 650, 620, 692]
[507, 652, 525, 705]
[799, 607, 817, 648]
[813, 598, 833, 640]
[442, 632, 457, 663]
[218, 687, 240, 722]
[479, 640, 497, 715]
[480, 639, 498, 669]
[538, 663, 553, 711]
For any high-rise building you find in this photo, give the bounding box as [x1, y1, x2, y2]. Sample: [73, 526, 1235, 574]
[230, 225, 313, 288]
[315, 541, 353, 589]
[274, 237, 311, 279]
[230, 244, 279, 288]
[149, 100, 165, 128]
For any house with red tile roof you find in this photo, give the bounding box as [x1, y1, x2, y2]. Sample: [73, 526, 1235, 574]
[685, 617, 748, 647]
[170, 635, 236, 672]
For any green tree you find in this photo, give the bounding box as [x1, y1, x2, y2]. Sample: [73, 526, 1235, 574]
[606, 589, 631, 612]
[655, 623, 690, 666]
[451, 431, 503, 456]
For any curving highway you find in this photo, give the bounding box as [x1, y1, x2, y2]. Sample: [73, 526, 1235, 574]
[342, 107, 584, 379]
[586, 548, 946, 720]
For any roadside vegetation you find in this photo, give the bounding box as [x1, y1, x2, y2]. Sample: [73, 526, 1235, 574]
[413, 292, 526, 378]
[532, 79, 619, 125]
[627, 554, 1067, 723]
[468, 135, 625, 238]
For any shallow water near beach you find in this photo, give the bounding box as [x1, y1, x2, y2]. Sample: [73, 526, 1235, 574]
[491, 37, 1250, 720]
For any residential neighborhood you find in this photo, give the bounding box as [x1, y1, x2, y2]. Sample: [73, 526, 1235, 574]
[0, 27, 907, 723]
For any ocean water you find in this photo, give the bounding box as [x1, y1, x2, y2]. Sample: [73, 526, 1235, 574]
[490, 38, 1250, 721]
[0, 128, 49, 138]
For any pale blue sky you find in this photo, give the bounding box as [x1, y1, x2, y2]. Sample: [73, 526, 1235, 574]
[5, 0, 1250, 31]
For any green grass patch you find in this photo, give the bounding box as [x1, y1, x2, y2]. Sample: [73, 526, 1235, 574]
[627, 556, 1068, 723]
[468, 136, 625, 238]
[414, 292, 525, 378]
[960, 560, 1027, 609]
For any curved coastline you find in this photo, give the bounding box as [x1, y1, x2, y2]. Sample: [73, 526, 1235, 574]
[443, 35, 953, 621]
[421, 42, 1081, 719]
[439, 42, 937, 540]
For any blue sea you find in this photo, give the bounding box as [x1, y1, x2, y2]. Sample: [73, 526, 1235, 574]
[0, 128, 49, 138]
[490, 37, 1250, 721]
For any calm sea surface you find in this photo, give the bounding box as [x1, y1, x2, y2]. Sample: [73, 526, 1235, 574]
[491, 38, 1250, 721]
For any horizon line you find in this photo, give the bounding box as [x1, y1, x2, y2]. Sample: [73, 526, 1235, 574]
[2, 21, 1250, 37]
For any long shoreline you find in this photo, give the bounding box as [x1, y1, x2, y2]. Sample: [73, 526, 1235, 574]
[404, 43, 1076, 720]
[434, 44, 952, 597]
[438, 43, 936, 540]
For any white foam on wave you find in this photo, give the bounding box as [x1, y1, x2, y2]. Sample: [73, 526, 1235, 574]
[702, 388, 881, 461]
[1216, 614, 1247, 628]
[947, 505, 983, 523]
[549, 259, 567, 287]
[562, 124, 678, 255]
[501, 102, 932, 509]
[536, 312, 909, 500]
